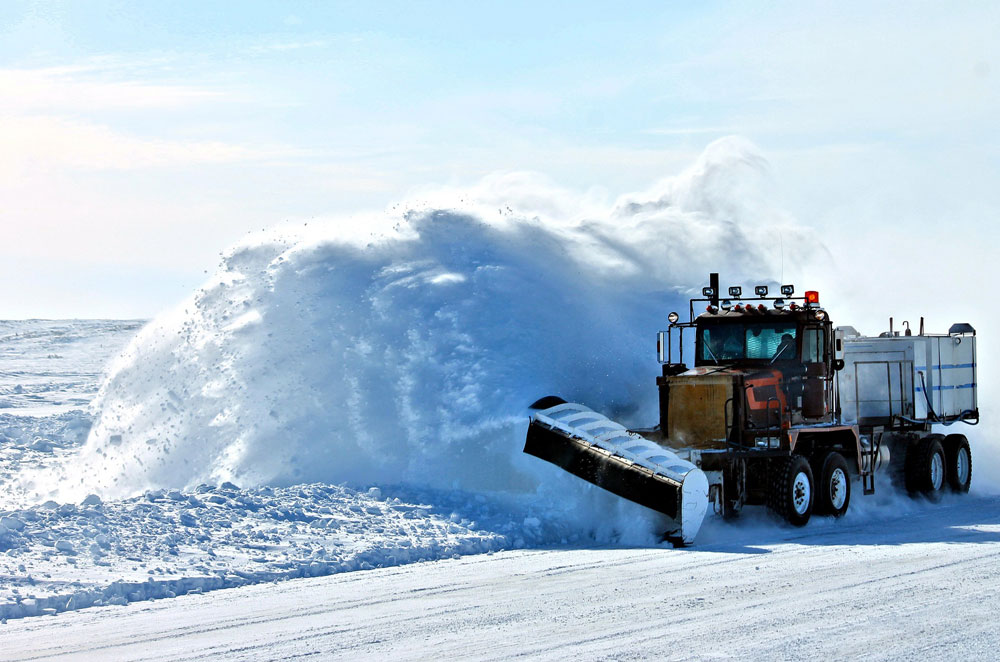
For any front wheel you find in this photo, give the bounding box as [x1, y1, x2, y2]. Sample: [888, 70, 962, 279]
[768, 455, 814, 526]
[904, 435, 946, 501]
[944, 434, 972, 493]
[813, 451, 851, 518]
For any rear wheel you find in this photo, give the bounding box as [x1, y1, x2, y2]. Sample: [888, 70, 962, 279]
[904, 435, 946, 501]
[812, 451, 851, 518]
[768, 455, 813, 526]
[944, 434, 972, 493]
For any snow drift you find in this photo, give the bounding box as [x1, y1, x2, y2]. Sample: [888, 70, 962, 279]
[33, 137, 820, 501]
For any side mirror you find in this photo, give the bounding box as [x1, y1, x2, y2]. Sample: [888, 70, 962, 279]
[833, 359, 845, 371]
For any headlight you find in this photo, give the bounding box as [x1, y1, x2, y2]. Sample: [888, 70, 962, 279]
[667, 311, 679, 324]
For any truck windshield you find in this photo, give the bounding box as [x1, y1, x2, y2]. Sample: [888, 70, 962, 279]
[700, 323, 797, 363]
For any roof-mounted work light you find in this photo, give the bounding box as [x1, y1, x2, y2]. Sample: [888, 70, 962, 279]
[721, 299, 733, 311]
[667, 311, 679, 324]
[755, 285, 768, 296]
[728, 286, 742, 298]
[773, 298, 785, 310]
[781, 284, 795, 296]
[703, 287, 715, 297]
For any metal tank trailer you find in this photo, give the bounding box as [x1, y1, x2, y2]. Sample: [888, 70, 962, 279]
[524, 273, 978, 545]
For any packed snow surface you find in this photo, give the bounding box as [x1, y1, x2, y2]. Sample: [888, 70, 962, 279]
[7, 496, 1000, 661]
[0, 320, 142, 416]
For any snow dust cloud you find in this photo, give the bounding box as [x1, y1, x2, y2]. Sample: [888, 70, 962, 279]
[15, 137, 817, 509]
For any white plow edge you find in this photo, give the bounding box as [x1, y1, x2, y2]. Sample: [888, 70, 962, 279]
[533, 403, 709, 543]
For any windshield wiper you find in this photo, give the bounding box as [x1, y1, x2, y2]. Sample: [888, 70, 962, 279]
[704, 342, 721, 365]
[770, 344, 793, 364]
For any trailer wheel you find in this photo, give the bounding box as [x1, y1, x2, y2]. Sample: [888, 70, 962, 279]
[944, 434, 972, 493]
[904, 435, 946, 501]
[767, 455, 813, 526]
[813, 451, 851, 518]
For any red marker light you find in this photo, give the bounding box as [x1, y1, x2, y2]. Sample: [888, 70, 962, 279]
[758, 304, 767, 312]
[805, 291, 820, 305]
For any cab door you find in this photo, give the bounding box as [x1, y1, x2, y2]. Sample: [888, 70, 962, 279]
[801, 326, 829, 418]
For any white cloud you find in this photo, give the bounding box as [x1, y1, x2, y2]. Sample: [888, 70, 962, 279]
[0, 60, 310, 174]
[0, 66, 222, 112]
[0, 115, 298, 173]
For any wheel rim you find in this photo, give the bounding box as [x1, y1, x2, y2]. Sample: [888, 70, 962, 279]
[930, 451, 944, 491]
[792, 471, 811, 515]
[956, 447, 970, 485]
[830, 467, 847, 510]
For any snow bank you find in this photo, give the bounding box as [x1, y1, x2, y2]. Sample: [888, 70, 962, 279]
[0, 482, 509, 620]
[25, 138, 818, 508]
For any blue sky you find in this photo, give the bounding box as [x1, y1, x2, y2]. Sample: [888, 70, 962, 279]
[1, 1, 998, 319]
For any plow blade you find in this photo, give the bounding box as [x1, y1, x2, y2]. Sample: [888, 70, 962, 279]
[525, 401, 709, 544]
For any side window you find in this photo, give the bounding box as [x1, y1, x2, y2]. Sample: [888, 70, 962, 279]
[802, 328, 825, 363]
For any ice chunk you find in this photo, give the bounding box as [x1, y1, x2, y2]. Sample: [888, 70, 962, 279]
[81, 494, 102, 506]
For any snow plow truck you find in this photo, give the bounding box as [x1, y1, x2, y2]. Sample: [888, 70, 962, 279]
[524, 274, 978, 545]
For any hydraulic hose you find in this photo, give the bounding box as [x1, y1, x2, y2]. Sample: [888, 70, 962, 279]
[910, 370, 978, 426]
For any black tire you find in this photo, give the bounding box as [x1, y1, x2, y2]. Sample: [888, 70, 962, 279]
[944, 434, 972, 493]
[812, 451, 851, 518]
[904, 435, 946, 501]
[767, 455, 813, 526]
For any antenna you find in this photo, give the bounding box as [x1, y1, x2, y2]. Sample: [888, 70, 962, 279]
[779, 232, 784, 285]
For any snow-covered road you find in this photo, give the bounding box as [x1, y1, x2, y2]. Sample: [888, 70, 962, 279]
[7, 495, 1000, 661]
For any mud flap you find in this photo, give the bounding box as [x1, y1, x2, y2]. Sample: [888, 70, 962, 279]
[524, 402, 709, 544]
